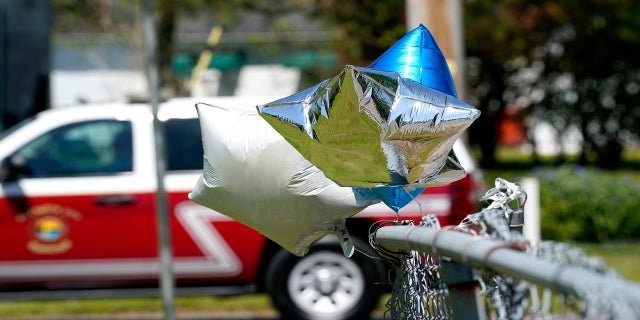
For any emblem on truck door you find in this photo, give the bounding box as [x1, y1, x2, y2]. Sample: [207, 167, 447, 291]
[16, 204, 82, 255]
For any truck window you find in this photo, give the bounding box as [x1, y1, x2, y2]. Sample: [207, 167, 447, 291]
[13, 120, 132, 178]
[164, 118, 203, 171]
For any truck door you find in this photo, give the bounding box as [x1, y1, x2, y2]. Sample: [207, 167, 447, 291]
[0, 119, 157, 285]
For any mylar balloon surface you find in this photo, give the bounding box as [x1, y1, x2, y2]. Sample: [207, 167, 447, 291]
[370, 24, 457, 97]
[366, 24, 463, 211]
[258, 65, 480, 189]
[189, 102, 379, 257]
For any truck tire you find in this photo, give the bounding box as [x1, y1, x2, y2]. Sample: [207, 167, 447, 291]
[265, 237, 386, 320]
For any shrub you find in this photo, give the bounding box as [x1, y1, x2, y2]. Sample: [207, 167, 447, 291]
[533, 166, 640, 242]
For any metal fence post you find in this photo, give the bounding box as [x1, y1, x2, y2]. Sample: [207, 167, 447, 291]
[440, 260, 487, 320]
[141, 1, 175, 319]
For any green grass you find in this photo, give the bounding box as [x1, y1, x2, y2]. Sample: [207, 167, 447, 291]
[477, 145, 640, 171]
[575, 242, 640, 282]
[0, 294, 273, 318]
[623, 146, 640, 163]
[1, 242, 637, 318]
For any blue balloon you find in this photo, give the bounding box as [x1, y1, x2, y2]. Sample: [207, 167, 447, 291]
[367, 24, 458, 212]
[369, 186, 425, 213]
[369, 24, 457, 97]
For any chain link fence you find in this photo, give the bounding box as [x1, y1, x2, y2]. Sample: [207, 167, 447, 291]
[371, 178, 640, 320]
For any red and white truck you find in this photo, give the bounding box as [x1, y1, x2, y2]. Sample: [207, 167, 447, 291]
[0, 97, 481, 320]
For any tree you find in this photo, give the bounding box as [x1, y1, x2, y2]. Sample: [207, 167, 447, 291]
[523, 0, 640, 168]
[53, 0, 203, 97]
[464, 0, 554, 168]
[53, 1, 640, 169]
[464, 0, 640, 168]
[309, 0, 407, 66]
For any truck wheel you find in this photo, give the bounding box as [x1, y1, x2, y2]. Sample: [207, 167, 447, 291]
[265, 237, 385, 320]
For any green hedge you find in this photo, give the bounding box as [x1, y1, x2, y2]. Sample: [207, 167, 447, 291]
[533, 166, 640, 242]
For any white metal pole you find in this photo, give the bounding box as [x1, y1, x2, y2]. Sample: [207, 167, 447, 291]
[405, 0, 465, 99]
[141, 1, 175, 319]
[521, 177, 541, 246]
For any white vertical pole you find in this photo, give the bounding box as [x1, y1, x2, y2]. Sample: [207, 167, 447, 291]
[141, 0, 175, 319]
[521, 177, 541, 246]
[405, 0, 428, 30]
[405, 0, 465, 99]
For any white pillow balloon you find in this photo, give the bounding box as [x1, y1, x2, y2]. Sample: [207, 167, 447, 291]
[189, 102, 379, 256]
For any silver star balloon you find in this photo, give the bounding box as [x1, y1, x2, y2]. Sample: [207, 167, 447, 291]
[258, 65, 480, 189]
[189, 102, 379, 257]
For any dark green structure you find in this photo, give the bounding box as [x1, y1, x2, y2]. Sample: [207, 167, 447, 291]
[0, 0, 51, 131]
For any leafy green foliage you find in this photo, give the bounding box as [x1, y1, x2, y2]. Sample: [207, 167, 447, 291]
[308, 0, 407, 66]
[534, 165, 640, 242]
[465, 0, 640, 168]
[578, 242, 640, 281]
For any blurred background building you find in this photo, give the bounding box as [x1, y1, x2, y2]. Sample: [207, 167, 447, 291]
[1, 0, 639, 169]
